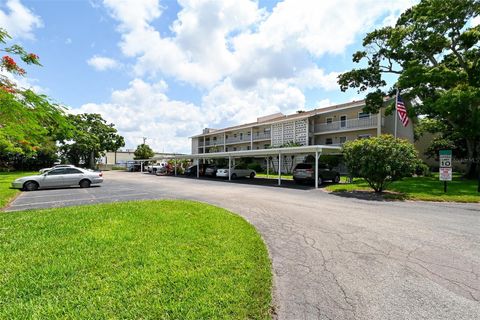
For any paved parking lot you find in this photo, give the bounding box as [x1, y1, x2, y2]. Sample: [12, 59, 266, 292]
[6, 171, 480, 320]
[7, 173, 313, 211]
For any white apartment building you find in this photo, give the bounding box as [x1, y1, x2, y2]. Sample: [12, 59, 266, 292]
[191, 99, 414, 155]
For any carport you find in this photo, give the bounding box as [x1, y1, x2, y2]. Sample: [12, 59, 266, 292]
[157, 145, 342, 189]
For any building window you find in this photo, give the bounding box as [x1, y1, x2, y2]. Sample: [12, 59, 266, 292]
[264, 144, 270, 149]
[233, 147, 237, 151]
[257, 146, 260, 149]
[240, 133, 243, 140]
[340, 115, 347, 128]
[225, 147, 229, 151]
[325, 138, 333, 145]
[358, 112, 370, 119]
[247, 146, 251, 150]
[326, 117, 333, 124]
[358, 134, 371, 139]
[339, 136, 347, 144]
[233, 134, 237, 138]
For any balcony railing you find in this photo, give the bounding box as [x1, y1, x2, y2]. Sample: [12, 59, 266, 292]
[205, 139, 224, 146]
[225, 136, 248, 144]
[314, 117, 377, 133]
[253, 132, 271, 141]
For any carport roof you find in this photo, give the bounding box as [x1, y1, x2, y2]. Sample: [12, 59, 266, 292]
[152, 145, 342, 160]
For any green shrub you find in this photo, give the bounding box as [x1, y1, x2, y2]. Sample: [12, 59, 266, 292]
[247, 163, 263, 172]
[414, 161, 432, 177]
[343, 134, 419, 192]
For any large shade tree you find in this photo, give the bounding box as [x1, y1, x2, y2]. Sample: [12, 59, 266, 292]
[134, 143, 154, 160]
[338, 0, 480, 178]
[60, 114, 124, 168]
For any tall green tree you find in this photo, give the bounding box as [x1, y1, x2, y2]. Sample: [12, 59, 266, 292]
[60, 114, 125, 168]
[134, 144, 154, 160]
[338, 0, 480, 178]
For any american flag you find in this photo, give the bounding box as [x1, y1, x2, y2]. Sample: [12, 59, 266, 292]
[396, 94, 409, 127]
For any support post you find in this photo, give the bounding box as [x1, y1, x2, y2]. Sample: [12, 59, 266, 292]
[250, 127, 253, 150]
[266, 157, 269, 179]
[315, 151, 319, 189]
[278, 152, 282, 186]
[196, 158, 199, 178]
[394, 88, 399, 138]
[228, 156, 232, 181]
[141, 161, 143, 173]
[174, 157, 177, 176]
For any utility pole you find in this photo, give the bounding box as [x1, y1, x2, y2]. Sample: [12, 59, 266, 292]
[142, 137, 147, 145]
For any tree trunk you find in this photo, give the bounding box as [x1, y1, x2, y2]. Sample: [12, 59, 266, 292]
[89, 150, 95, 169]
[465, 138, 479, 179]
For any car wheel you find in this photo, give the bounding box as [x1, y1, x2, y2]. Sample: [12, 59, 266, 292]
[249, 172, 255, 179]
[334, 175, 340, 183]
[317, 176, 323, 186]
[23, 181, 39, 191]
[231, 173, 237, 179]
[79, 179, 91, 188]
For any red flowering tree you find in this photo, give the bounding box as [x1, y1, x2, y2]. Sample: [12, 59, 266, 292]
[0, 28, 72, 169]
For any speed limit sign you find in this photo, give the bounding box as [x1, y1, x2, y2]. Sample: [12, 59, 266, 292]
[440, 158, 451, 167]
[439, 150, 452, 183]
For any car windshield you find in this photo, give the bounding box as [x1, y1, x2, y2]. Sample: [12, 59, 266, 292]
[295, 164, 312, 169]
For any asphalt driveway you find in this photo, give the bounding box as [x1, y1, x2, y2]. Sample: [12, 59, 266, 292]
[6, 171, 480, 320]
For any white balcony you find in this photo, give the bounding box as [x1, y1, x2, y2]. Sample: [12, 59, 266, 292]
[314, 117, 378, 133]
[252, 132, 271, 141]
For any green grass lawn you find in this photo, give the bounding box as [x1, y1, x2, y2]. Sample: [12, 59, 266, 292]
[326, 174, 479, 203]
[255, 173, 293, 180]
[0, 200, 272, 319]
[0, 171, 37, 208]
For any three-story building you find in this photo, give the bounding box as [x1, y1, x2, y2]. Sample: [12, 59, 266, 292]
[191, 99, 413, 154]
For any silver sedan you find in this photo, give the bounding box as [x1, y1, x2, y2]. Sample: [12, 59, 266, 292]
[12, 167, 104, 191]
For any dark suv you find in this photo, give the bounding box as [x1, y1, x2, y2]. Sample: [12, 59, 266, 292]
[293, 163, 340, 185]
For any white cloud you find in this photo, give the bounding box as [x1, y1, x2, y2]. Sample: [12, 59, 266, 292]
[65, 38, 72, 44]
[472, 15, 480, 27]
[202, 77, 305, 126]
[87, 55, 120, 71]
[87, 0, 417, 152]
[0, 0, 42, 39]
[102, 0, 413, 91]
[75, 79, 205, 153]
[0, 69, 46, 93]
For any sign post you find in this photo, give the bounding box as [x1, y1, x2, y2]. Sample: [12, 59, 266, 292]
[439, 150, 452, 192]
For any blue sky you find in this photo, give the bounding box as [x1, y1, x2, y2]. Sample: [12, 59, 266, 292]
[1, 0, 416, 152]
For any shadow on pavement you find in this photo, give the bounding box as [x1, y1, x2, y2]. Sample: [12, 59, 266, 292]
[150, 173, 320, 190]
[328, 190, 407, 201]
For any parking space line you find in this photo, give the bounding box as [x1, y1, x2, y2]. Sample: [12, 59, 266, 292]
[9, 193, 151, 207]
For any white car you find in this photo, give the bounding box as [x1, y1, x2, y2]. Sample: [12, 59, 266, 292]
[12, 167, 104, 191]
[39, 164, 75, 174]
[146, 162, 167, 174]
[216, 164, 256, 179]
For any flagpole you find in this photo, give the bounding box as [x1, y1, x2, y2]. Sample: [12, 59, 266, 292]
[394, 87, 399, 139]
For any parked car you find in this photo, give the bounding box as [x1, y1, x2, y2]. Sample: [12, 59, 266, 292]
[39, 164, 75, 174]
[204, 165, 218, 177]
[147, 162, 167, 174]
[216, 164, 256, 179]
[12, 167, 104, 191]
[184, 164, 208, 176]
[293, 163, 340, 185]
